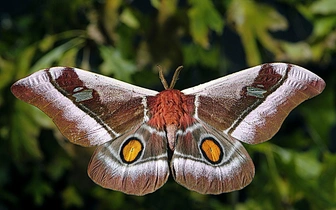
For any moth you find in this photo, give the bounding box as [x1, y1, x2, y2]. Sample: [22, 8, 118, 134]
[11, 63, 325, 195]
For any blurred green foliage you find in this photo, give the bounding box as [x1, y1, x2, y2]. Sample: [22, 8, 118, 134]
[1, 0, 335, 209]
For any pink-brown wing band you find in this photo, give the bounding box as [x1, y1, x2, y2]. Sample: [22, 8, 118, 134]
[182, 63, 325, 144]
[11, 67, 158, 146]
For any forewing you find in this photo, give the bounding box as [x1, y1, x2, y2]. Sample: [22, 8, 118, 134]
[182, 63, 325, 144]
[11, 67, 158, 146]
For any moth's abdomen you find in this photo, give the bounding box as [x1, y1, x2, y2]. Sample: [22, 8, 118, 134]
[147, 89, 195, 130]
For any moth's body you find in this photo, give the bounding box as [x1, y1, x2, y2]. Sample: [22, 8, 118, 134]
[147, 89, 195, 150]
[11, 63, 325, 195]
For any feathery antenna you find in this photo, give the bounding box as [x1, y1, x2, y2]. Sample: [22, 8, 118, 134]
[158, 66, 183, 90]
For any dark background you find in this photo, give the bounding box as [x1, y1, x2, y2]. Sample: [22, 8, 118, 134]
[0, 0, 335, 209]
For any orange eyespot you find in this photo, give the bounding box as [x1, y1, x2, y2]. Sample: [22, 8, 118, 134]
[200, 138, 222, 164]
[121, 138, 143, 163]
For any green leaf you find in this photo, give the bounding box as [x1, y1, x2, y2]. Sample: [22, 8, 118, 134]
[153, 0, 178, 24]
[103, 0, 122, 40]
[99, 45, 136, 82]
[62, 186, 84, 208]
[16, 45, 37, 78]
[281, 41, 312, 62]
[318, 153, 336, 202]
[300, 84, 336, 147]
[30, 37, 85, 72]
[120, 8, 140, 29]
[10, 101, 44, 160]
[274, 147, 321, 179]
[182, 43, 220, 68]
[38, 34, 56, 52]
[188, 0, 224, 48]
[294, 151, 321, 179]
[92, 186, 126, 209]
[150, 0, 160, 9]
[310, 0, 336, 15]
[227, 0, 287, 65]
[58, 47, 80, 67]
[312, 16, 336, 38]
[0, 57, 15, 91]
[24, 177, 53, 206]
[46, 153, 72, 181]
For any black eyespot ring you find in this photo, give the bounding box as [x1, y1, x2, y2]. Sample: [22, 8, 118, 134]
[120, 137, 144, 164]
[199, 137, 223, 164]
